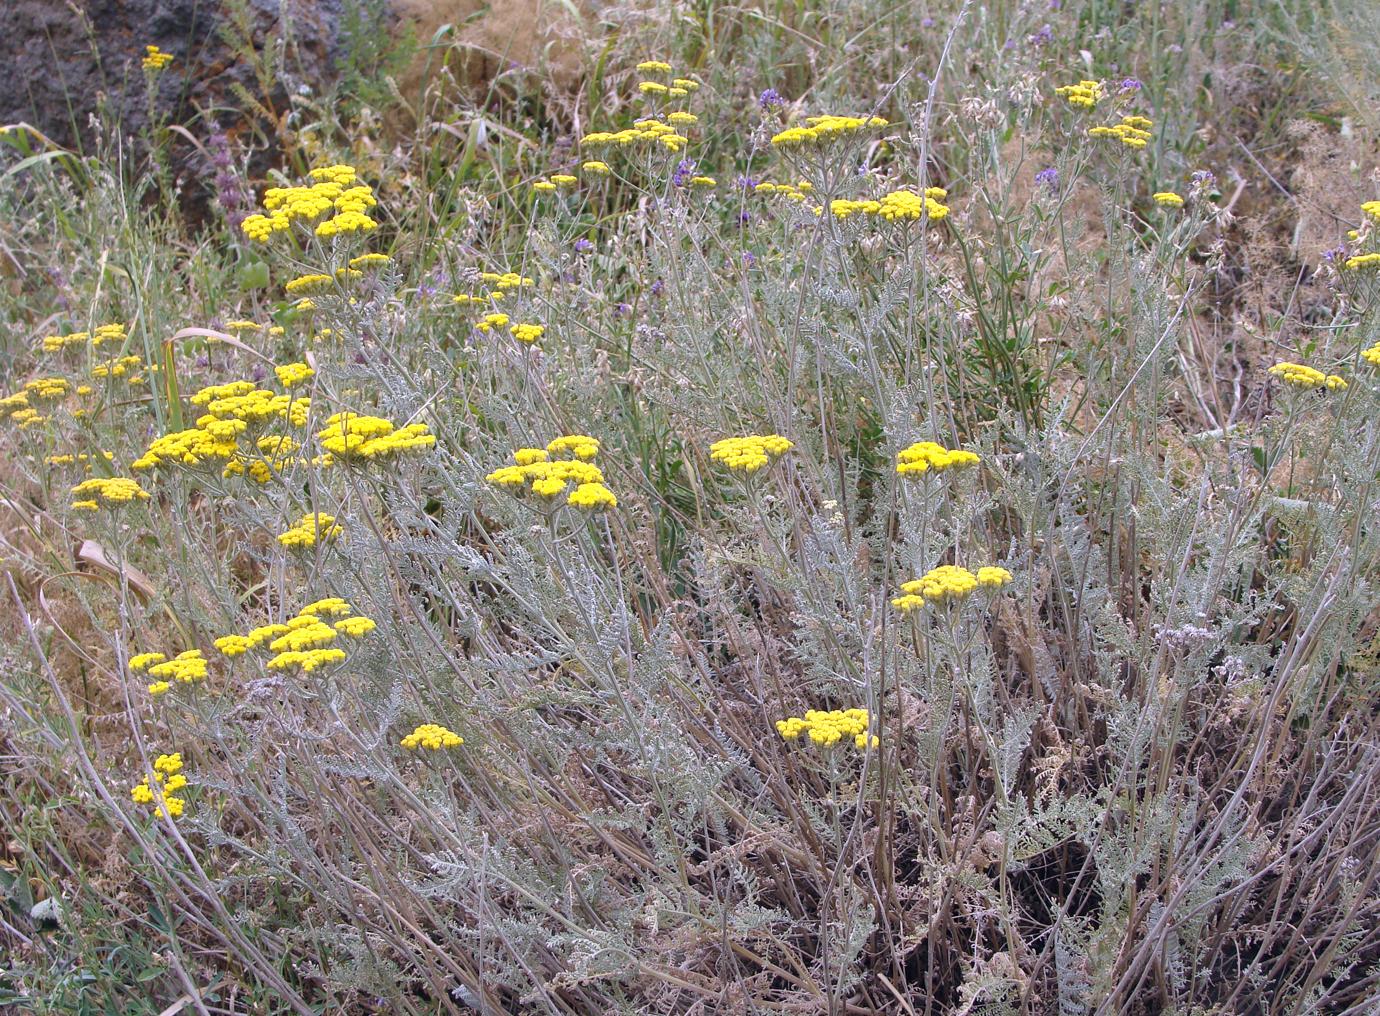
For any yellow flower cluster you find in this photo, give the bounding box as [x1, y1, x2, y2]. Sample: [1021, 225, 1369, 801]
[216, 598, 375, 673]
[315, 412, 435, 464]
[1363, 200, 1380, 223]
[581, 116, 690, 155]
[1268, 362, 1347, 391]
[142, 649, 209, 696]
[1361, 342, 1380, 368]
[630, 61, 697, 98]
[453, 272, 535, 305]
[141, 45, 175, 71]
[510, 323, 545, 344]
[1153, 191, 1184, 208]
[70, 476, 150, 511]
[43, 323, 127, 352]
[1089, 115, 1153, 149]
[895, 441, 980, 477]
[532, 173, 579, 193]
[1347, 253, 1380, 270]
[770, 114, 888, 147]
[133, 380, 310, 474]
[755, 180, 815, 202]
[275, 362, 315, 388]
[46, 451, 115, 471]
[241, 165, 378, 242]
[91, 354, 145, 380]
[278, 512, 343, 548]
[486, 436, 618, 511]
[892, 564, 1012, 613]
[1054, 79, 1104, 109]
[401, 723, 464, 750]
[776, 708, 878, 750]
[26, 378, 71, 401]
[130, 753, 187, 818]
[285, 273, 334, 296]
[475, 312, 509, 332]
[828, 187, 950, 223]
[708, 434, 794, 473]
[349, 252, 391, 268]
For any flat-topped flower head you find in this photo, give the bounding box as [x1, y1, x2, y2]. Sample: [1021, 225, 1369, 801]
[509, 323, 545, 344]
[401, 723, 464, 750]
[709, 434, 793, 473]
[1347, 253, 1380, 270]
[1361, 342, 1380, 368]
[131, 750, 188, 818]
[70, 476, 150, 511]
[145, 650, 208, 691]
[315, 412, 435, 463]
[1088, 114, 1153, 149]
[1054, 79, 1104, 109]
[1268, 362, 1347, 391]
[976, 566, 1014, 589]
[275, 362, 315, 389]
[278, 512, 343, 548]
[895, 564, 1012, 610]
[142, 45, 175, 71]
[487, 437, 615, 510]
[240, 165, 378, 242]
[901, 565, 978, 603]
[128, 652, 167, 672]
[770, 114, 887, 147]
[567, 482, 618, 511]
[1153, 191, 1184, 208]
[776, 708, 877, 750]
[896, 441, 980, 477]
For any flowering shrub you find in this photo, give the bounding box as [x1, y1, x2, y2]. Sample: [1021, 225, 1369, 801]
[4, 6, 1380, 1015]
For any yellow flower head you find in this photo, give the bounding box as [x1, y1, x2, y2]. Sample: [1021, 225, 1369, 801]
[895, 441, 979, 476]
[776, 708, 875, 750]
[899, 565, 978, 604]
[1153, 191, 1184, 208]
[1054, 79, 1104, 109]
[709, 434, 793, 473]
[142, 45, 175, 71]
[510, 323, 545, 344]
[70, 476, 151, 510]
[401, 723, 464, 750]
[1268, 362, 1347, 391]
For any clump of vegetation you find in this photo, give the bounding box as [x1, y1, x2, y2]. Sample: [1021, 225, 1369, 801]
[3, 0, 1380, 1012]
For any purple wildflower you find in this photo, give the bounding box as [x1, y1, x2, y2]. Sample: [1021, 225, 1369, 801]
[1028, 24, 1053, 45]
[921, 17, 934, 27]
[672, 159, 696, 188]
[1119, 78, 1143, 93]
[742, 252, 757, 267]
[1035, 167, 1058, 192]
[758, 88, 784, 110]
[650, 278, 665, 297]
[206, 122, 249, 229]
[574, 238, 594, 253]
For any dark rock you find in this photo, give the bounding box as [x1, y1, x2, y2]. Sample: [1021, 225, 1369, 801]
[0, 0, 342, 150]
